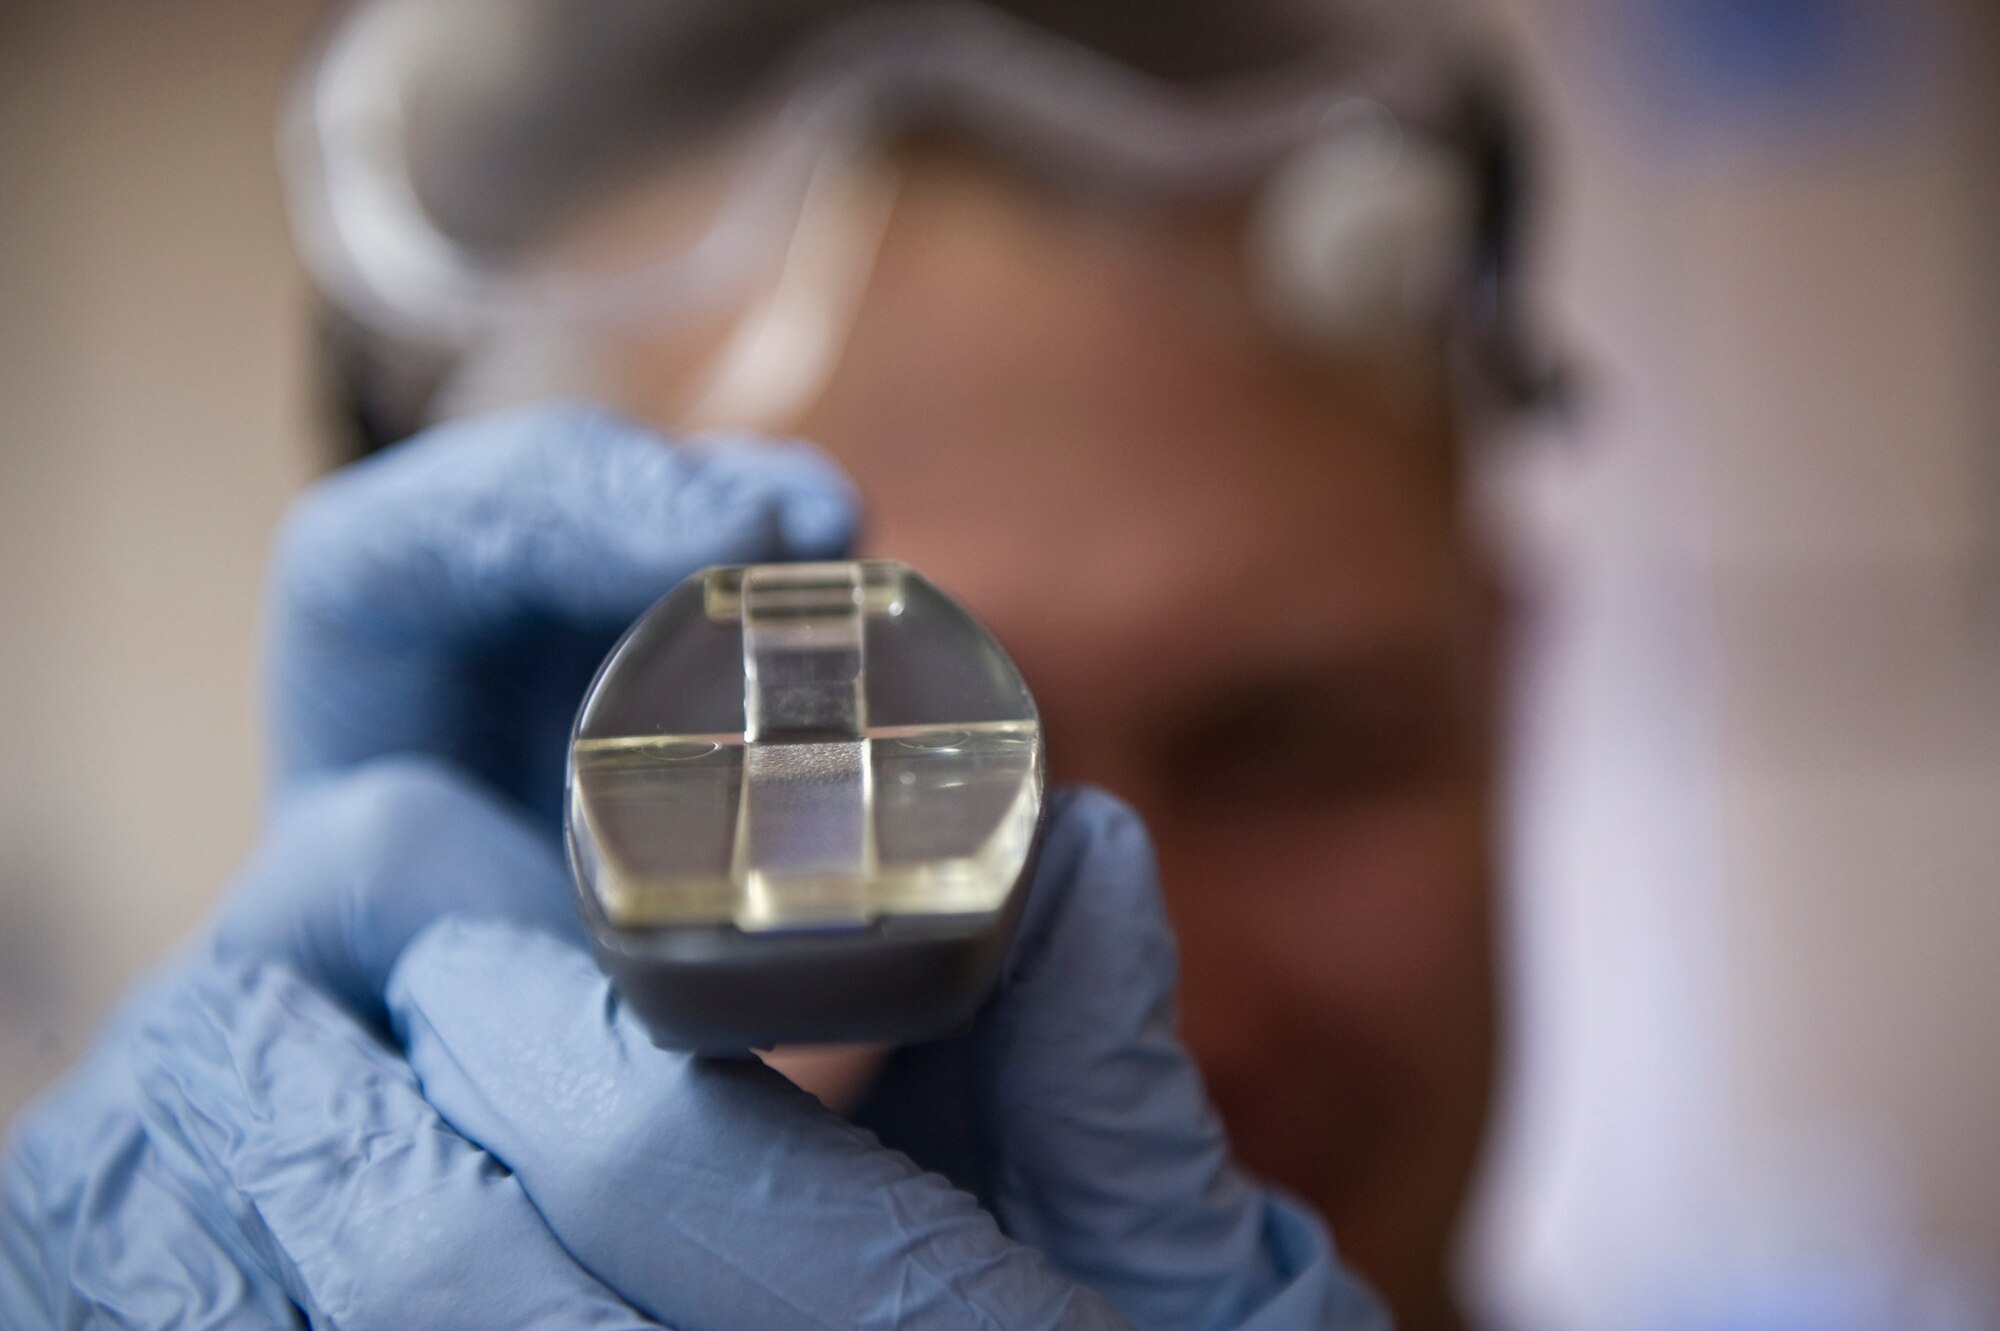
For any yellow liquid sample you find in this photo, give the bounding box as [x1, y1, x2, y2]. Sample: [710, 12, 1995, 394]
[571, 719, 1040, 930]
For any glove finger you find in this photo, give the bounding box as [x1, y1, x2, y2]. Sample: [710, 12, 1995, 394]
[386, 918, 1127, 1331]
[2, 970, 303, 1330]
[267, 401, 859, 819]
[954, 788, 1389, 1331]
[130, 960, 661, 1331]
[211, 755, 578, 1026]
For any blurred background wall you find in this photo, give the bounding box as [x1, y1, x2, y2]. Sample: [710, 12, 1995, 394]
[1474, 0, 2000, 1324]
[0, 0, 1994, 1326]
[0, 0, 321, 1116]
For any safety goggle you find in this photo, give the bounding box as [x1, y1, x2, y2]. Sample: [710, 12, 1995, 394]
[285, 0, 1544, 424]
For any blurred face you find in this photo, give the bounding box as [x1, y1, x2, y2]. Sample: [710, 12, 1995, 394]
[616, 155, 1500, 1330]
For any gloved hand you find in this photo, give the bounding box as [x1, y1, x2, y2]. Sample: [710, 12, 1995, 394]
[5, 404, 861, 1329]
[4, 404, 1388, 1329]
[5, 759, 1389, 1331]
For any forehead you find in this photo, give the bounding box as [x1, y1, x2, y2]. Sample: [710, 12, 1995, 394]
[855, 422, 1458, 686]
[792, 161, 1471, 713]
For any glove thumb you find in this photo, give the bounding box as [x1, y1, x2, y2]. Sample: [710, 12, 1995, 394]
[964, 788, 1388, 1331]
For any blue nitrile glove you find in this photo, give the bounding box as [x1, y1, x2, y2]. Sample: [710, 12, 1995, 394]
[0, 765, 659, 1331]
[265, 401, 860, 825]
[3, 760, 1388, 1331]
[2, 405, 862, 1328]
